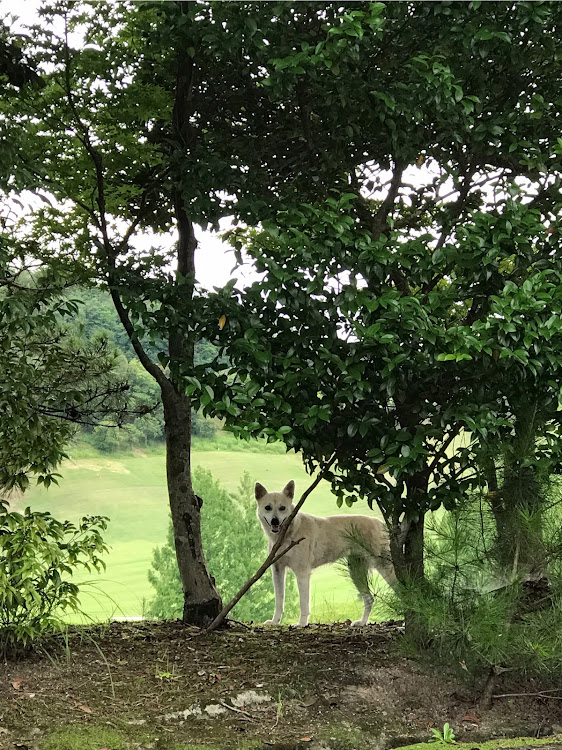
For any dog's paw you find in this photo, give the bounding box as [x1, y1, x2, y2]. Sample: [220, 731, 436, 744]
[294, 621, 310, 629]
[351, 619, 367, 628]
[264, 619, 281, 626]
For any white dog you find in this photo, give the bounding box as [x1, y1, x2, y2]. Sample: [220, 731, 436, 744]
[255, 479, 397, 627]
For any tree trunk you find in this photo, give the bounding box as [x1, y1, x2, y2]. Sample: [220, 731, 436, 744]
[388, 472, 429, 644]
[389, 515, 425, 584]
[488, 403, 547, 582]
[490, 465, 546, 581]
[88, 2, 221, 629]
[161, 382, 222, 626]
[404, 516, 425, 581]
[402, 516, 429, 644]
[158, 18, 224, 626]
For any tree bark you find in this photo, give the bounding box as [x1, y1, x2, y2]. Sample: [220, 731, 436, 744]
[161, 381, 222, 626]
[403, 515, 425, 582]
[387, 471, 428, 645]
[158, 8, 222, 626]
[402, 516, 428, 643]
[490, 465, 546, 581]
[63, 0, 221, 628]
[488, 404, 547, 582]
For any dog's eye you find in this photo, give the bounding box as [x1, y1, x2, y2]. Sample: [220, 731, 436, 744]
[279, 506, 286, 511]
[265, 505, 272, 511]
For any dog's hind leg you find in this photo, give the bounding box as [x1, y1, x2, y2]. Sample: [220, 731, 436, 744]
[347, 555, 373, 627]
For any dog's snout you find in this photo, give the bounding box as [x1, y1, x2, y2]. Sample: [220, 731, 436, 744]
[271, 517, 279, 526]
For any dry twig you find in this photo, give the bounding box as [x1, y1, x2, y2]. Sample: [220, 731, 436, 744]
[204, 455, 336, 633]
[218, 700, 258, 721]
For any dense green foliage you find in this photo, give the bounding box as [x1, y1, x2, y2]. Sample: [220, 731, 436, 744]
[73, 286, 219, 368]
[148, 468, 298, 622]
[3, 0, 562, 643]
[185, 1, 562, 594]
[1, 20, 129, 490]
[0, 501, 107, 650]
[0, 260, 131, 490]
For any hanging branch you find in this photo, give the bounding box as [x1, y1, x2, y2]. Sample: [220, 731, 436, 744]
[204, 455, 336, 634]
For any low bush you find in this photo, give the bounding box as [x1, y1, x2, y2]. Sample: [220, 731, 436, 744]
[0, 502, 107, 651]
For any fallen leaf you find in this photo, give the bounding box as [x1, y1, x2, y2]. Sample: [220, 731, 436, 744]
[300, 738, 312, 742]
[219, 314, 227, 330]
[463, 713, 481, 724]
[78, 704, 92, 714]
[11, 678, 25, 691]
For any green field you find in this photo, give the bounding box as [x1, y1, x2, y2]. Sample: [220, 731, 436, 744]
[18, 441, 394, 625]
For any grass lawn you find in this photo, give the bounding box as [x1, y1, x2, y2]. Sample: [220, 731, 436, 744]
[18, 441, 394, 624]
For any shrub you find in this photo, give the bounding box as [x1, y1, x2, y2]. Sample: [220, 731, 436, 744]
[148, 468, 298, 623]
[0, 502, 107, 651]
[392, 485, 562, 676]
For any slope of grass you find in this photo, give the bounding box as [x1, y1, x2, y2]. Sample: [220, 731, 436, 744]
[18, 442, 392, 624]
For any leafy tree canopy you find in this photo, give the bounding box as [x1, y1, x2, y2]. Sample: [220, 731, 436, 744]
[183, 1, 562, 580]
[0, 21, 129, 492]
[5, 0, 562, 585]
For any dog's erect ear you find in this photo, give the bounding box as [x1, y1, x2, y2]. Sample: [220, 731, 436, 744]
[282, 480, 295, 499]
[255, 482, 268, 501]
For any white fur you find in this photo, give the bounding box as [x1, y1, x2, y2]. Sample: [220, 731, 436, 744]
[255, 480, 397, 628]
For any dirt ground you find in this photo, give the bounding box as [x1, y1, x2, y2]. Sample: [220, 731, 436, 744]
[1, 620, 562, 750]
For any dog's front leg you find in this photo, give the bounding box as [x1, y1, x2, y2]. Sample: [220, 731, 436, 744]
[264, 563, 286, 625]
[295, 571, 311, 628]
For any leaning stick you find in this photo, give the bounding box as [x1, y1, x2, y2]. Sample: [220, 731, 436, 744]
[204, 455, 336, 634]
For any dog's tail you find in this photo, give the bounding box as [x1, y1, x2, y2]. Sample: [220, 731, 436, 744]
[341, 524, 378, 597]
[345, 553, 373, 598]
